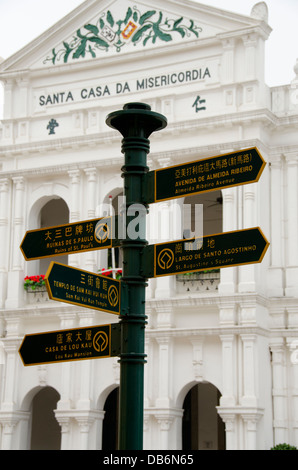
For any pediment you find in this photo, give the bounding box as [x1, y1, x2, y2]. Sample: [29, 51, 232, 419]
[0, 0, 269, 74]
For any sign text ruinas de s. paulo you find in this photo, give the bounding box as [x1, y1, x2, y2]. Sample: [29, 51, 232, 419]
[144, 147, 266, 203]
[20, 216, 120, 261]
[19, 323, 121, 366]
[45, 262, 121, 315]
[142, 227, 269, 278]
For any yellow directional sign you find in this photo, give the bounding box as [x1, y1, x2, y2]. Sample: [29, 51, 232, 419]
[45, 262, 121, 315]
[20, 216, 121, 261]
[144, 147, 266, 203]
[142, 227, 269, 278]
[19, 323, 121, 366]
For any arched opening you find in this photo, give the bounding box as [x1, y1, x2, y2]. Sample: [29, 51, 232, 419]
[39, 198, 69, 274]
[30, 387, 61, 450]
[182, 382, 226, 450]
[102, 387, 119, 450]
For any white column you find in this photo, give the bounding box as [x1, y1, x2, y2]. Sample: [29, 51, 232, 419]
[241, 412, 262, 450]
[285, 155, 298, 296]
[0, 417, 18, 449]
[84, 168, 97, 219]
[16, 75, 29, 118]
[220, 38, 235, 84]
[76, 416, 92, 450]
[1, 337, 21, 413]
[11, 177, 25, 271]
[83, 168, 97, 272]
[242, 34, 258, 80]
[219, 334, 236, 407]
[240, 334, 257, 408]
[0, 178, 10, 307]
[154, 413, 174, 450]
[216, 412, 237, 450]
[270, 338, 288, 445]
[190, 338, 204, 382]
[287, 338, 298, 446]
[268, 159, 284, 296]
[156, 335, 173, 409]
[54, 416, 71, 450]
[238, 183, 257, 293]
[5, 177, 25, 308]
[219, 187, 237, 294]
[68, 170, 81, 268]
[3, 79, 14, 120]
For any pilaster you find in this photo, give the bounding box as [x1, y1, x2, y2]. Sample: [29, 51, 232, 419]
[0, 178, 10, 307]
[285, 154, 298, 296]
[68, 170, 81, 268]
[269, 337, 288, 445]
[83, 168, 97, 272]
[219, 187, 237, 294]
[5, 177, 26, 308]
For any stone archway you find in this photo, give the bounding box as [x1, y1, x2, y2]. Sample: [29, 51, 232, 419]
[182, 382, 226, 450]
[30, 386, 61, 450]
[102, 387, 119, 450]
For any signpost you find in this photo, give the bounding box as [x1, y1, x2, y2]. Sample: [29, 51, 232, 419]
[45, 262, 121, 315]
[19, 323, 121, 366]
[143, 147, 266, 203]
[105, 103, 167, 450]
[19, 102, 269, 451]
[20, 216, 121, 261]
[142, 227, 269, 278]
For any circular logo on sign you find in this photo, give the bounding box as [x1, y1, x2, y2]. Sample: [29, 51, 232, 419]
[108, 285, 119, 308]
[94, 221, 110, 243]
[93, 331, 109, 352]
[157, 248, 174, 270]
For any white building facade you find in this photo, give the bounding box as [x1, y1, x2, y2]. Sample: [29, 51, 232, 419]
[0, 0, 298, 450]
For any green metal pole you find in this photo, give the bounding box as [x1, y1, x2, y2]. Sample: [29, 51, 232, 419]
[106, 103, 167, 450]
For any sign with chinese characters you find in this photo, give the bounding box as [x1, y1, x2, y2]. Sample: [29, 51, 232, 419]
[45, 262, 121, 315]
[142, 227, 269, 278]
[20, 216, 120, 261]
[19, 323, 121, 366]
[144, 147, 266, 203]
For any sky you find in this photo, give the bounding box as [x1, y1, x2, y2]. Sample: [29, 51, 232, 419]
[0, 0, 297, 117]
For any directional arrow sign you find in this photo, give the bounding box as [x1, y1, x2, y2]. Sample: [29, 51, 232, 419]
[20, 216, 121, 261]
[45, 262, 121, 315]
[142, 227, 269, 278]
[143, 147, 266, 203]
[19, 323, 121, 366]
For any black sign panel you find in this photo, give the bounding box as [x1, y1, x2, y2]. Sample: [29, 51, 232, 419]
[142, 227, 269, 278]
[19, 323, 121, 366]
[45, 262, 121, 315]
[20, 216, 121, 261]
[144, 147, 266, 203]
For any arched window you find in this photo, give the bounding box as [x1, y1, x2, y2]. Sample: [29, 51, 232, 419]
[39, 198, 69, 274]
[102, 387, 119, 450]
[30, 387, 61, 450]
[182, 382, 225, 450]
